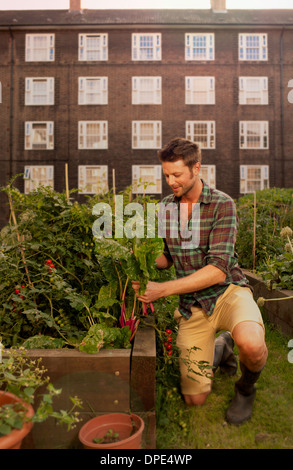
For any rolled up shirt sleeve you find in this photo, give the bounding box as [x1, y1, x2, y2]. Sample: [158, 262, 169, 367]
[203, 198, 238, 274]
[163, 238, 173, 262]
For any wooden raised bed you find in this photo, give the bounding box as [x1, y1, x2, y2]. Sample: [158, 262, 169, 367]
[20, 321, 156, 449]
[244, 269, 293, 338]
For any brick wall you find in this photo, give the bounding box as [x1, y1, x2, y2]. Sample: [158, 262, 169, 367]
[0, 25, 292, 228]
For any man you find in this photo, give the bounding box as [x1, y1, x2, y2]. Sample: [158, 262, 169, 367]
[132, 137, 268, 426]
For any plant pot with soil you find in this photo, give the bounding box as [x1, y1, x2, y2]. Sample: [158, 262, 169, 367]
[0, 391, 34, 449]
[78, 412, 144, 449]
[0, 347, 83, 449]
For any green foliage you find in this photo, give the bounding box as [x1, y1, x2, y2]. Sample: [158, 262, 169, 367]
[0, 177, 169, 351]
[236, 188, 293, 269]
[0, 348, 82, 436]
[235, 188, 293, 271]
[79, 324, 132, 353]
[22, 336, 65, 349]
[257, 226, 293, 291]
[0, 181, 106, 348]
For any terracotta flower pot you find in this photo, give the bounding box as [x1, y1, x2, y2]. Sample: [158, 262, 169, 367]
[0, 391, 34, 449]
[78, 412, 144, 449]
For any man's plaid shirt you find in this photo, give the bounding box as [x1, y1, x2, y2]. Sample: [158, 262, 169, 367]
[160, 180, 250, 319]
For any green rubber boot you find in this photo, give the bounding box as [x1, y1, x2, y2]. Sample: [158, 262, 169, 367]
[213, 332, 238, 376]
[226, 361, 262, 426]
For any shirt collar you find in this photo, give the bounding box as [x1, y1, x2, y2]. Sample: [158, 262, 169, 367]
[172, 179, 212, 205]
[198, 179, 212, 205]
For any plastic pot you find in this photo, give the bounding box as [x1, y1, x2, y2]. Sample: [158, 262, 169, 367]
[78, 412, 144, 449]
[0, 391, 34, 449]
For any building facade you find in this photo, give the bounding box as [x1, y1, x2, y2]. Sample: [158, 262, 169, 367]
[0, 0, 293, 227]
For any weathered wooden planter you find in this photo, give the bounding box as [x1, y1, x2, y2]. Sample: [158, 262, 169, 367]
[20, 321, 156, 449]
[244, 270, 293, 337]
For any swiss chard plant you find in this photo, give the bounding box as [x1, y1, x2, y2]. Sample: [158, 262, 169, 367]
[0, 176, 171, 353]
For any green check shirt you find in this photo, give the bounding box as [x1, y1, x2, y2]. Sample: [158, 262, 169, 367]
[160, 180, 250, 319]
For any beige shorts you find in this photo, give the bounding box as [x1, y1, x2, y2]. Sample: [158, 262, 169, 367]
[174, 284, 265, 396]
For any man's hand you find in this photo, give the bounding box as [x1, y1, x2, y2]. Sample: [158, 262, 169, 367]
[131, 280, 165, 303]
[131, 264, 226, 304]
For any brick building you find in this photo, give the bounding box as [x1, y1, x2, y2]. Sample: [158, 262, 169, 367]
[0, 0, 293, 227]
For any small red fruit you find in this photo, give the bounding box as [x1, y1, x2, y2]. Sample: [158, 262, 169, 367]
[46, 259, 52, 264]
[166, 343, 172, 350]
[15, 289, 20, 294]
[166, 328, 171, 335]
[167, 350, 173, 355]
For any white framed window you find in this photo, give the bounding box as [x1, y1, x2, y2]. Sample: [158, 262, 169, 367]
[239, 34, 268, 61]
[132, 165, 162, 194]
[78, 34, 108, 61]
[186, 121, 215, 149]
[24, 166, 54, 193]
[239, 77, 268, 105]
[78, 121, 108, 149]
[240, 121, 269, 149]
[25, 34, 55, 62]
[185, 33, 214, 61]
[132, 33, 161, 61]
[132, 121, 161, 149]
[25, 78, 54, 105]
[199, 165, 216, 188]
[132, 77, 161, 105]
[185, 77, 215, 105]
[25, 122, 54, 150]
[78, 77, 108, 105]
[240, 165, 269, 193]
[78, 165, 108, 194]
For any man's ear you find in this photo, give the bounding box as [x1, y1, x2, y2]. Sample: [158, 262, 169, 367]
[193, 162, 201, 176]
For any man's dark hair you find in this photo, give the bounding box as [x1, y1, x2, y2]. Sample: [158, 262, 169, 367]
[158, 137, 202, 171]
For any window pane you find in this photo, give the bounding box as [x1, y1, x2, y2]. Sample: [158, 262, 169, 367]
[246, 123, 261, 147]
[32, 124, 47, 149]
[140, 78, 154, 102]
[193, 122, 208, 147]
[247, 168, 261, 180]
[247, 180, 261, 192]
[246, 35, 260, 60]
[32, 80, 47, 104]
[194, 78, 207, 104]
[86, 36, 101, 60]
[139, 35, 154, 59]
[140, 123, 153, 142]
[32, 36, 48, 61]
[86, 123, 100, 148]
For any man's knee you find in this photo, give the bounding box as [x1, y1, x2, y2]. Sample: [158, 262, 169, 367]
[233, 322, 268, 369]
[183, 390, 210, 406]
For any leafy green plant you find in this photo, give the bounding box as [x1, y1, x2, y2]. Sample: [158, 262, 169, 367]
[256, 226, 293, 292]
[0, 177, 167, 351]
[235, 188, 293, 270]
[93, 428, 120, 444]
[0, 347, 82, 436]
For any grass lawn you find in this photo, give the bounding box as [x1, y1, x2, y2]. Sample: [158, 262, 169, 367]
[156, 319, 293, 449]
